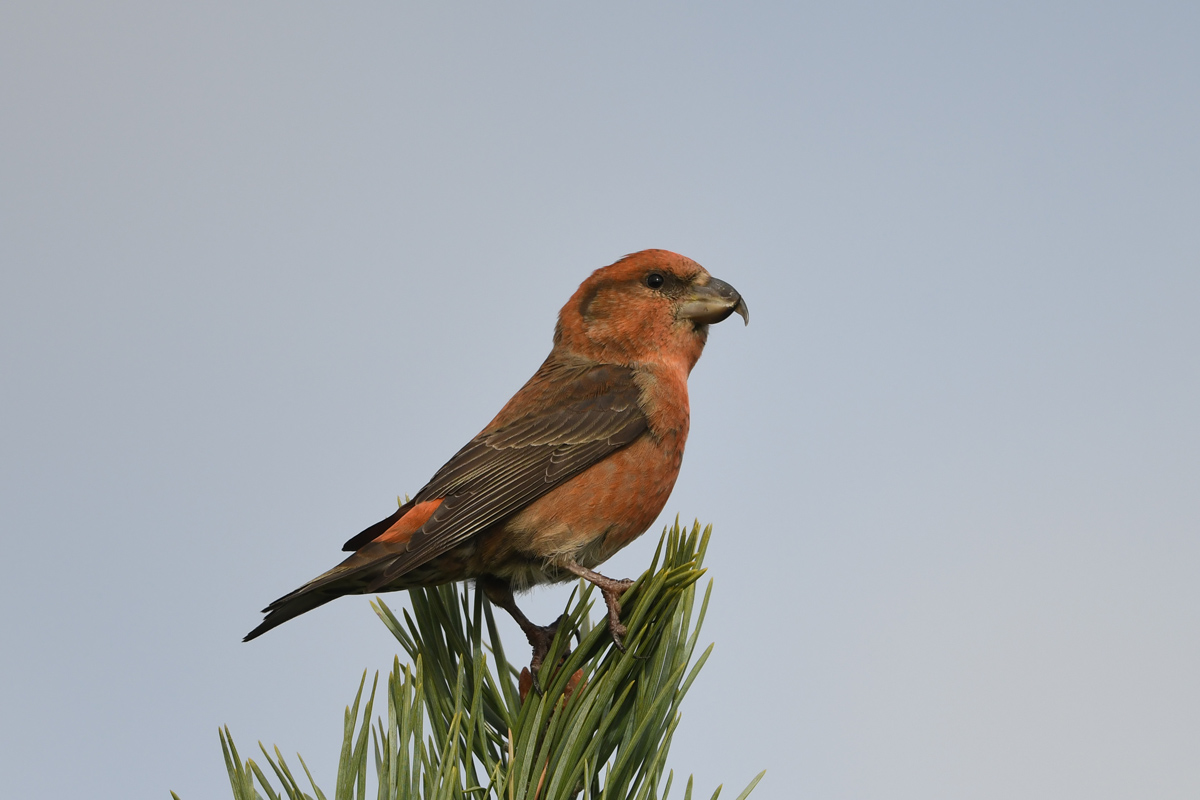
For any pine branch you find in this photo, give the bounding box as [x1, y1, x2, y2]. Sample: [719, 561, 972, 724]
[201, 521, 764, 800]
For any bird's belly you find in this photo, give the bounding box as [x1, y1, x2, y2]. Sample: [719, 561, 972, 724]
[474, 433, 684, 588]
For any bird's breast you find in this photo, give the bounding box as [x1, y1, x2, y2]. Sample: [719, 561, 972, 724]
[633, 362, 691, 443]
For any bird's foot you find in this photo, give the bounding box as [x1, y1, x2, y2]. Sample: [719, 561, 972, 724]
[597, 578, 636, 652]
[558, 561, 638, 653]
[526, 614, 577, 696]
[480, 577, 579, 697]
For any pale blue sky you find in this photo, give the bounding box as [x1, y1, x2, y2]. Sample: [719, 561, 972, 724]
[2, 3, 1198, 798]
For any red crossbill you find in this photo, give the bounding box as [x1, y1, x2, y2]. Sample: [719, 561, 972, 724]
[245, 250, 747, 675]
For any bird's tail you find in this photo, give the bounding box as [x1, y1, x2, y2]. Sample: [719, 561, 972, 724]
[242, 536, 413, 641]
[243, 587, 341, 641]
[245, 501, 444, 642]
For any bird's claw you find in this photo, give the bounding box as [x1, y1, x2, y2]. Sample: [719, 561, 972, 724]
[608, 619, 629, 652]
[528, 614, 577, 697]
[599, 580, 638, 654]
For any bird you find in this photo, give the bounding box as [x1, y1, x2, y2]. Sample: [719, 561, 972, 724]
[244, 249, 748, 678]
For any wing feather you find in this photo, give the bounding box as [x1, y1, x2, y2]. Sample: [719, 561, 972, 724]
[355, 363, 647, 581]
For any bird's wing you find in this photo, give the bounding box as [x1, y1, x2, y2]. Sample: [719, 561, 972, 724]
[245, 364, 646, 641]
[350, 363, 647, 583]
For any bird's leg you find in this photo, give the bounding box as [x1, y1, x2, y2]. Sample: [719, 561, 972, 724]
[479, 576, 569, 694]
[559, 561, 636, 652]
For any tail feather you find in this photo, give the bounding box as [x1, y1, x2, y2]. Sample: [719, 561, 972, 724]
[243, 538, 412, 641]
[243, 589, 339, 641]
[246, 499, 445, 641]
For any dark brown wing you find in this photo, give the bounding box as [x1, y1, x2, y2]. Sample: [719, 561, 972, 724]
[347, 363, 647, 584]
[244, 363, 646, 642]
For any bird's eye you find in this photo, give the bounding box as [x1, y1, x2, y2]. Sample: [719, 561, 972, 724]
[645, 272, 665, 290]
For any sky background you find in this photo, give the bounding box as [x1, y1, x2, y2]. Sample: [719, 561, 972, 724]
[2, 3, 1198, 798]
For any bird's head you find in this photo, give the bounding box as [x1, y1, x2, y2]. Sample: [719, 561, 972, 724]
[555, 250, 748, 372]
